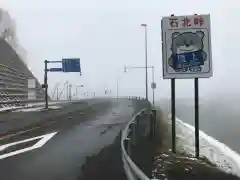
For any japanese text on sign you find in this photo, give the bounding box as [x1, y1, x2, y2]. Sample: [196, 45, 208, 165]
[169, 15, 204, 28]
[161, 14, 212, 79]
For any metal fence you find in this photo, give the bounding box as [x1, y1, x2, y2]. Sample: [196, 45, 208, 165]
[0, 9, 47, 109]
[121, 108, 158, 180]
[0, 63, 45, 108]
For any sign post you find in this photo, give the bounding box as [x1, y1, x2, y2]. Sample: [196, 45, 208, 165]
[161, 14, 212, 158]
[42, 58, 81, 109]
[195, 78, 199, 157]
[151, 82, 156, 106]
[43, 60, 49, 109]
[171, 78, 176, 153]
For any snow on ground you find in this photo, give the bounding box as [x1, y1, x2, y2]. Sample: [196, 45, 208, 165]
[175, 117, 240, 176]
[0, 101, 70, 112]
[0, 106, 20, 112]
[13, 105, 61, 112]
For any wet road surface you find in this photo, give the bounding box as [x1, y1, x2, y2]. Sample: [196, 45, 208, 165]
[0, 98, 146, 180]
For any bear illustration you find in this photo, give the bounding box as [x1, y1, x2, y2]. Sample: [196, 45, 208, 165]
[168, 31, 207, 72]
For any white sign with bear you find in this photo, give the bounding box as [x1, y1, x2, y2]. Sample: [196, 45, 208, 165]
[161, 14, 212, 79]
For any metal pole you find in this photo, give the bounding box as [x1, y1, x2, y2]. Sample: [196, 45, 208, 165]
[44, 60, 48, 109]
[66, 81, 68, 100]
[195, 78, 200, 158]
[76, 86, 78, 100]
[144, 25, 148, 100]
[152, 67, 155, 105]
[117, 77, 119, 99]
[69, 84, 72, 100]
[171, 78, 176, 153]
[57, 87, 59, 100]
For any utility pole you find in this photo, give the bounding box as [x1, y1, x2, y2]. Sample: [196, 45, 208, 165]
[69, 84, 72, 100]
[117, 77, 119, 99]
[76, 86, 78, 100]
[56, 87, 59, 100]
[44, 60, 48, 109]
[141, 24, 148, 100]
[152, 66, 155, 105]
[66, 81, 68, 100]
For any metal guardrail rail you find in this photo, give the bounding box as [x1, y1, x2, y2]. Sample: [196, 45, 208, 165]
[121, 108, 158, 180]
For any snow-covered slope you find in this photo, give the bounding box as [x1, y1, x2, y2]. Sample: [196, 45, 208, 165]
[176, 117, 240, 176]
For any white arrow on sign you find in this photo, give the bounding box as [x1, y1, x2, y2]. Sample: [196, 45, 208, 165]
[0, 132, 57, 160]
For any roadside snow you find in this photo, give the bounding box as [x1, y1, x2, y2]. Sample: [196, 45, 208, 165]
[13, 105, 61, 112]
[0, 106, 20, 112]
[175, 117, 240, 177]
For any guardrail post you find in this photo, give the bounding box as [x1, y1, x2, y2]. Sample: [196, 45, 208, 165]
[152, 109, 157, 138]
[124, 138, 131, 156]
[149, 112, 154, 140]
[135, 115, 140, 145]
[131, 122, 137, 146]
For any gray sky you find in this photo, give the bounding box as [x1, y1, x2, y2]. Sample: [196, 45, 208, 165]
[2, 0, 236, 100]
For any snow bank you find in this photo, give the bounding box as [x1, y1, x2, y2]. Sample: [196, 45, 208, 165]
[176, 117, 240, 176]
[13, 105, 61, 112]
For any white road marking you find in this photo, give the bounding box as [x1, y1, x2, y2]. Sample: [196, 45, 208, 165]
[0, 132, 57, 160]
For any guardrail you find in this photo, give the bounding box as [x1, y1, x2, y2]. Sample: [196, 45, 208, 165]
[121, 108, 158, 180]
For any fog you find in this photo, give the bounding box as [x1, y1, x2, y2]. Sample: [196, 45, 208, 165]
[1, 0, 240, 157]
[1, 0, 235, 99]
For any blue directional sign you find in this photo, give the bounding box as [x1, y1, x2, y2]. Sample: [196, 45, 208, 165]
[62, 58, 81, 73]
[49, 68, 63, 72]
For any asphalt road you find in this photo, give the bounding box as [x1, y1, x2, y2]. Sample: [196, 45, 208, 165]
[0, 98, 147, 180]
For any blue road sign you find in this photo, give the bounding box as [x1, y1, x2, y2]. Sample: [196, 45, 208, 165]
[62, 58, 81, 73]
[49, 68, 63, 72]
